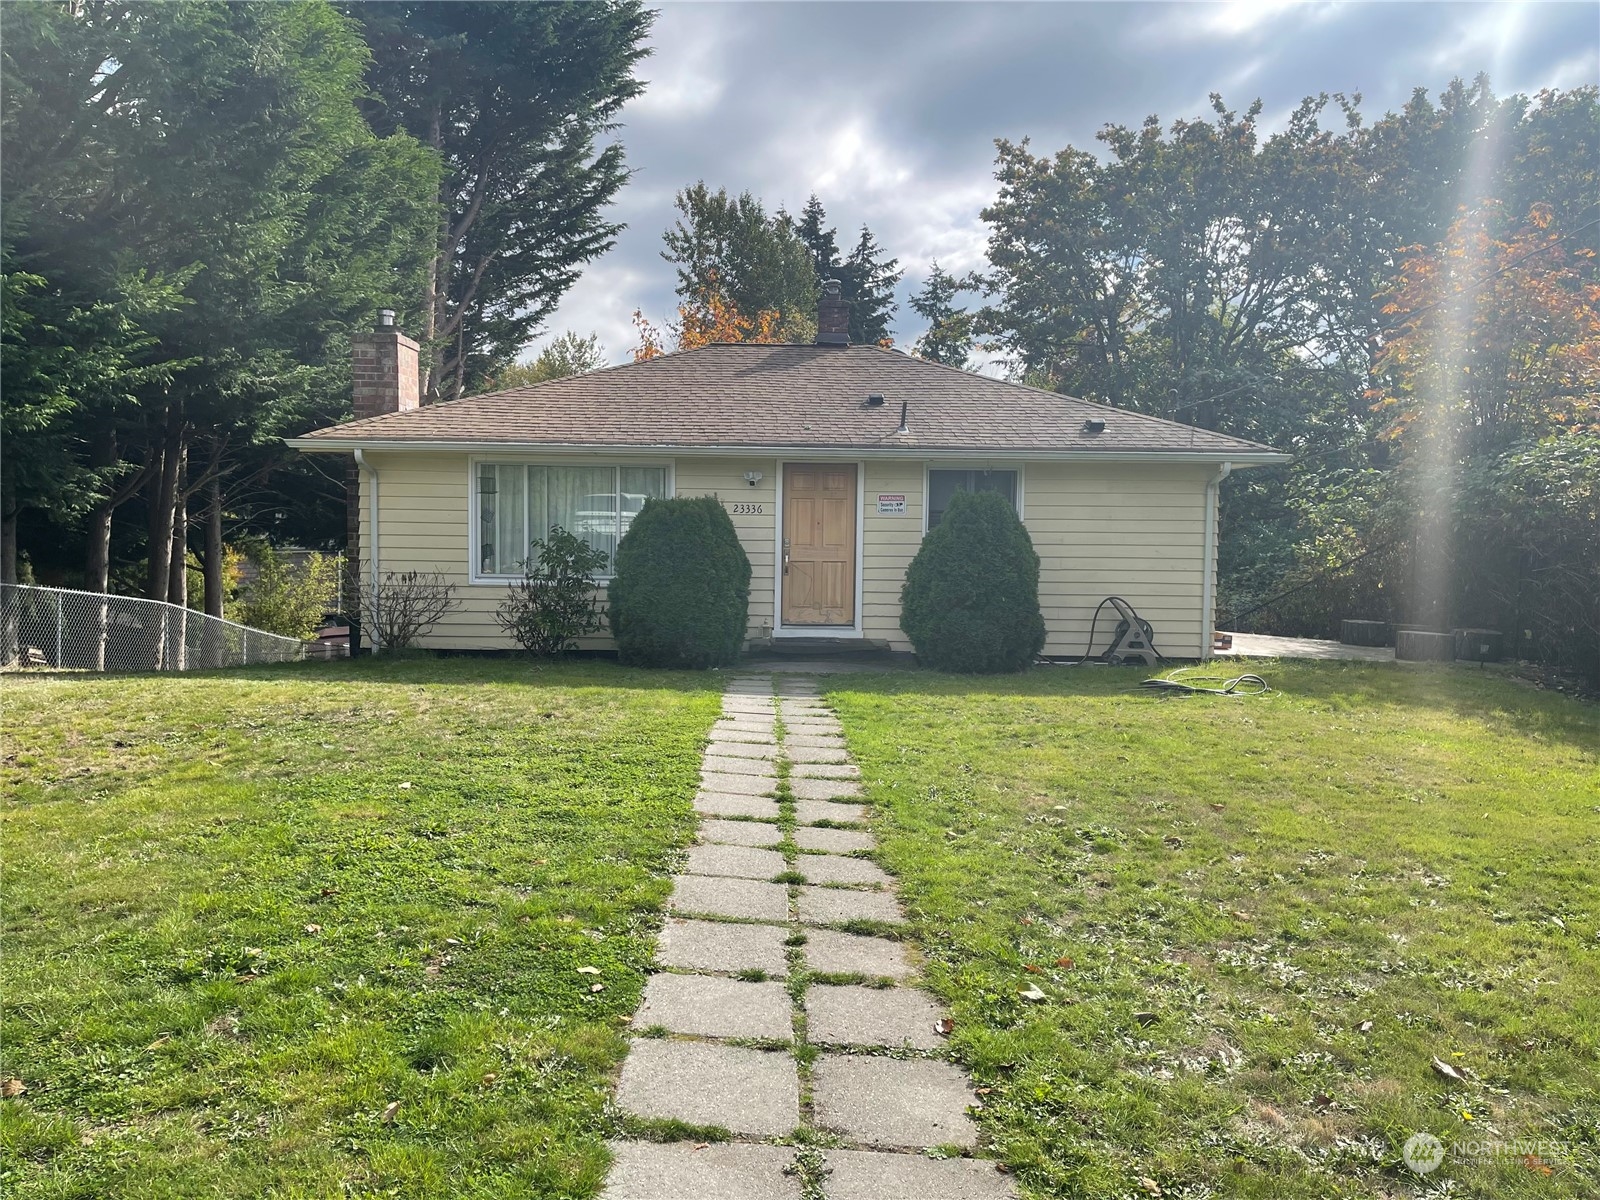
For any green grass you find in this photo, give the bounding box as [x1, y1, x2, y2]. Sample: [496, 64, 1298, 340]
[821, 661, 1600, 1199]
[0, 657, 720, 1199]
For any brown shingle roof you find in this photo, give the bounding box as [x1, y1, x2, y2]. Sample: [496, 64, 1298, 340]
[292, 343, 1284, 458]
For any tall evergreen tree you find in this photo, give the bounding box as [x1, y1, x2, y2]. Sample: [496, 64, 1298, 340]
[791, 195, 901, 344]
[909, 262, 976, 367]
[346, 1, 653, 399]
[660, 184, 818, 342]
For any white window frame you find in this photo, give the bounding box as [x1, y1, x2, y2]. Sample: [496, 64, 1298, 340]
[468, 457, 674, 585]
[922, 462, 1026, 534]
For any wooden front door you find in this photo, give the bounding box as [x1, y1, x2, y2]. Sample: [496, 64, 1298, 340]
[782, 463, 857, 626]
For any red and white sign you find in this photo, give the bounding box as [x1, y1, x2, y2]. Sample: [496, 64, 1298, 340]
[877, 494, 907, 515]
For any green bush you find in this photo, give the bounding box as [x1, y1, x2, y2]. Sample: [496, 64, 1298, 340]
[608, 496, 751, 668]
[234, 546, 341, 639]
[496, 527, 608, 656]
[900, 489, 1045, 672]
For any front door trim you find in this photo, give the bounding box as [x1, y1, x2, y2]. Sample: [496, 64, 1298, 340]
[772, 457, 865, 638]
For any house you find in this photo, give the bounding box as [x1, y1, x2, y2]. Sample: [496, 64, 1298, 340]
[289, 286, 1288, 658]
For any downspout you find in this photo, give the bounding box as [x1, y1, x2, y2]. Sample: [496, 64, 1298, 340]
[354, 449, 380, 652]
[1201, 462, 1232, 660]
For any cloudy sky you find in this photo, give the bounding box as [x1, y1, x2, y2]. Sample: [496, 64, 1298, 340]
[533, 1, 1599, 366]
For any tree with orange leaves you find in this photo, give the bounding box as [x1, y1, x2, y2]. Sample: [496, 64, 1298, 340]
[632, 274, 790, 361]
[1370, 202, 1600, 451]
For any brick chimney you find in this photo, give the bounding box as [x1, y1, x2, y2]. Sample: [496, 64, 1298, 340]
[352, 310, 420, 419]
[816, 278, 850, 346]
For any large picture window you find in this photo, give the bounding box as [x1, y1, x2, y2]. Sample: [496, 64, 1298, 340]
[926, 468, 1018, 529]
[476, 463, 667, 577]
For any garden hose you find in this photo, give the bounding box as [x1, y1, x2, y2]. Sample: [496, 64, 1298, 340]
[1138, 667, 1270, 697]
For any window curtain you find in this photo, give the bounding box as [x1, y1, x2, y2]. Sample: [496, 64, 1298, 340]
[478, 464, 668, 575]
[479, 463, 526, 574]
[536, 465, 616, 569]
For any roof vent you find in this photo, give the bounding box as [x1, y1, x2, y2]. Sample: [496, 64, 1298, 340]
[1083, 418, 1106, 434]
[865, 393, 885, 407]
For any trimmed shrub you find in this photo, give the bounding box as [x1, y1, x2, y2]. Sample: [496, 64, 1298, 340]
[900, 489, 1045, 672]
[608, 496, 751, 668]
[496, 527, 608, 656]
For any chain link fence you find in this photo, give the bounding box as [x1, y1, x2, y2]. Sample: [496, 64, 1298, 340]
[1, 584, 340, 673]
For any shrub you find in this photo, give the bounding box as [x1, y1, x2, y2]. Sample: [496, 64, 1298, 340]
[360, 570, 461, 650]
[608, 496, 751, 668]
[900, 489, 1045, 672]
[495, 527, 608, 656]
[235, 546, 341, 639]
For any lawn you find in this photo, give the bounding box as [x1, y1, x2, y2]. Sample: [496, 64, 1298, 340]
[0, 657, 721, 1199]
[823, 662, 1599, 1199]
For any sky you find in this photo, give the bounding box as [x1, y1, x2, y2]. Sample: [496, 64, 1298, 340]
[531, 0, 1600, 367]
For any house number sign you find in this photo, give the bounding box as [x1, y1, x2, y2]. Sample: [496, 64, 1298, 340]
[728, 502, 765, 515]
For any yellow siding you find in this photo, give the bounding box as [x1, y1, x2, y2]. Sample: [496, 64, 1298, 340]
[1024, 462, 1212, 659]
[860, 460, 926, 649]
[360, 451, 1215, 658]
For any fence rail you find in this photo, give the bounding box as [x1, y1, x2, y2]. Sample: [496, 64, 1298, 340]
[0, 584, 340, 673]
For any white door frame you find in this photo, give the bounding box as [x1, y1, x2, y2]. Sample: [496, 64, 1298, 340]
[771, 458, 865, 638]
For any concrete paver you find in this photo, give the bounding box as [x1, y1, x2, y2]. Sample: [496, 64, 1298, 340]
[656, 918, 789, 976]
[634, 973, 792, 1040]
[701, 754, 778, 778]
[812, 1056, 978, 1148]
[797, 885, 904, 925]
[616, 1040, 799, 1136]
[792, 762, 861, 779]
[695, 791, 781, 820]
[670, 875, 789, 922]
[706, 726, 778, 745]
[789, 777, 863, 801]
[705, 740, 780, 760]
[686, 842, 787, 880]
[805, 985, 945, 1049]
[784, 733, 847, 749]
[821, 1150, 1015, 1200]
[803, 929, 912, 980]
[602, 1142, 801, 1200]
[795, 800, 870, 826]
[699, 771, 778, 797]
[786, 743, 851, 763]
[794, 827, 875, 854]
[795, 854, 892, 887]
[698, 819, 783, 847]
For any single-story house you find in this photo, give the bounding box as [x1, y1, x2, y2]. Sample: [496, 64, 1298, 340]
[289, 287, 1288, 658]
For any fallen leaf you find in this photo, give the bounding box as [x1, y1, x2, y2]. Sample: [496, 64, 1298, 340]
[445, 937, 462, 946]
[1431, 1056, 1466, 1083]
[397, 782, 412, 790]
[379, 1100, 401, 1124]
[1023, 964, 1044, 975]
[693, 1142, 709, 1150]
[1055, 956, 1075, 969]
[935, 1017, 955, 1036]
[975, 1086, 993, 1096]
[303, 924, 322, 935]
[1210, 803, 1226, 811]
[590, 983, 605, 993]
[1138, 1178, 1162, 1196]
[319, 887, 339, 897]
[1357, 1020, 1374, 1034]
[1019, 917, 1034, 925]
[995, 1163, 1010, 1174]
[1134, 1011, 1159, 1027]
[481, 1073, 498, 1087]
[1018, 985, 1047, 1002]
[1163, 836, 1183, 849]
[146, 1036, 171, 1050]
[576, 966, 602, 975]
[1312, 1092, 1333, 1108]
[1, 1079, 25, 1098]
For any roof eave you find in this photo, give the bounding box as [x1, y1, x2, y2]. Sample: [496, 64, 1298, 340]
[284, 436, 1289, 465]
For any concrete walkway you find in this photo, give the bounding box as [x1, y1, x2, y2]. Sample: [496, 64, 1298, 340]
[602, 673, 1015, 1200]
[1218, 632, 1395, 662]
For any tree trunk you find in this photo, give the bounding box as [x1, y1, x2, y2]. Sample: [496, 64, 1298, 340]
[1, 502, 16, 587]
[167, 440, 188, 607]
[204, 473, 225, 618]
[145, 410, 179, 601]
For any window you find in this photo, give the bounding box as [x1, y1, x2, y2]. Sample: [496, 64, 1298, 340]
[477, 463, 667, 577]
[926, 468, 1018, 529]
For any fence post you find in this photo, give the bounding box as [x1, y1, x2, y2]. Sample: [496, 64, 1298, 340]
[56, 591, 64, 668]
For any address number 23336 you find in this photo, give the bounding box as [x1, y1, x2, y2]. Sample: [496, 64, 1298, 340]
[728, 502, 765, 515]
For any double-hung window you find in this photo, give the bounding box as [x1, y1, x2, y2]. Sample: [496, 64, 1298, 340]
[476, 463, 667, 578]
[926, 468, 1019, 529]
